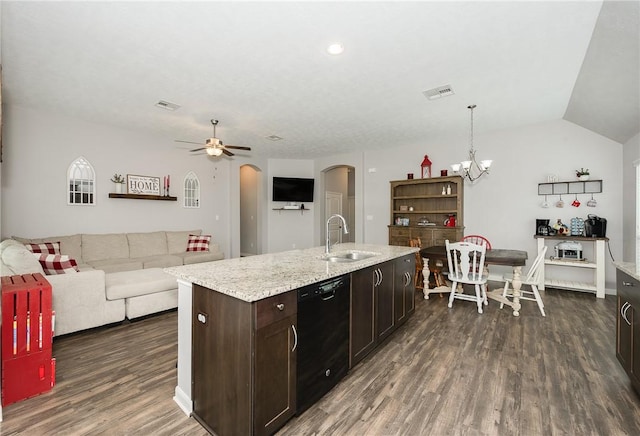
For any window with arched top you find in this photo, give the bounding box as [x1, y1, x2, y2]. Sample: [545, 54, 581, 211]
[67, 156, 96, 205]
[184, 171, 200, 208]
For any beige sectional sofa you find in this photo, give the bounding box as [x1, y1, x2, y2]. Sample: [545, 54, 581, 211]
[0, 230, 223, 336]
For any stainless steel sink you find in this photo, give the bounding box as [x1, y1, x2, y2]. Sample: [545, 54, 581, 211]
[321, 251, 378, 263]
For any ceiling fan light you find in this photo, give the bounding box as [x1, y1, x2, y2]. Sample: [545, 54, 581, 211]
[206, 147, 223, 157]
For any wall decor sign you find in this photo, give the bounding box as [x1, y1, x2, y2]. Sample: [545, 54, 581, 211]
[127, 174, 161, 196]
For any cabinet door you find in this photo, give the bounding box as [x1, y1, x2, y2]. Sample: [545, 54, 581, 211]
[350, 267, 376, 367]
[192, 285, 252, 436]
[393, 255, 414, 325]
[254, 315, 297, 436]
[616, 294, 633, 373]
[376, 262, 395, 342]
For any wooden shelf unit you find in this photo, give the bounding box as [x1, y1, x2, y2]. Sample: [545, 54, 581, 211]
[109, 193, 177, 201]
[535, 235, 607, 298]
[389, 176, 464, 247]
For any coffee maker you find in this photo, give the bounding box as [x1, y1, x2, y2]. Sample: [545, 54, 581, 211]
[585, 215, 607, 238]
[536, 219, 551, 236]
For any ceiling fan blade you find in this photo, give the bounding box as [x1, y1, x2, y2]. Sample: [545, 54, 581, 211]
[222, 148, 235, 157]
[224, 145, 252, 151]
[190, 147, 207, 152]
[175, 140, 205, 145]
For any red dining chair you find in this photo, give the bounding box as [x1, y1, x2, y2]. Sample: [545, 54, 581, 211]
[461, 235, 492, 250]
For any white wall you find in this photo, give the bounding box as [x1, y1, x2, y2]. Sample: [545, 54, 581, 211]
[1, 105, 626, 292]
[623, 133, 640, 262]
[266, 159, 314, 253]
[1, 105, 232, 256]
[361, 119, 623, 291]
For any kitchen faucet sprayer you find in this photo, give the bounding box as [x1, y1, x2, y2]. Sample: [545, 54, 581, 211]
[326, 214, 349, 254]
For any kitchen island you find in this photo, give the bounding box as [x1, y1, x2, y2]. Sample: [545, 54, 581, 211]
[165, 243, 417, 435]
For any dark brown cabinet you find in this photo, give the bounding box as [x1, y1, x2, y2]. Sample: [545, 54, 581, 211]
[192, 285, 296, 436]
[616, 270, 640, 392]
[350, 255, 416, 368]
[376, 262, 396, 342]
[350, 266, 377, 367]
[394, 254, 416, 326]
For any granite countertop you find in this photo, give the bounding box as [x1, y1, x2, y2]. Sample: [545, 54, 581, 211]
[165, 243, 418, 302]
[616, 262, 640, 282]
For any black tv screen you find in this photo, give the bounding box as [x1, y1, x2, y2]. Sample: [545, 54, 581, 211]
[273, 177, 314, 202]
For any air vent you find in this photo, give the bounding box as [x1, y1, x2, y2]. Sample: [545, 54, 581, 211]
[154, 100, 181, 111]
[423, 85, 455, 100]
[265, 135, 283, 141]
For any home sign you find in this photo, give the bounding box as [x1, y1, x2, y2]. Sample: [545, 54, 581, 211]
[127, 174, 161, 196]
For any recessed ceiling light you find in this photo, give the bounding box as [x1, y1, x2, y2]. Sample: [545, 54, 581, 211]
[155, 100, 181, 111]
[327, 43, 344, 55]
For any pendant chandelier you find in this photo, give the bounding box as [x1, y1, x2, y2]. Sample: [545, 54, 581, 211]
[451, 104, 492, 182]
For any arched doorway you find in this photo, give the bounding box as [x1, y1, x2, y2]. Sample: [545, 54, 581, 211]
[323, 165, 355, 245]
[240, 165, 261, 256]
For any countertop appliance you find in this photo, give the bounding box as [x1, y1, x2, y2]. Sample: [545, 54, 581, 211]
[536, 219, 551, 236]
[554, 241, 583, 260]
[296, 275, 350, 415]
[585, 214, 607, 238]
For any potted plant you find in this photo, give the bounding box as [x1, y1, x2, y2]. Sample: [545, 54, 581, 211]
[111, 173, 125, 193]
[576, 168, 590, 181]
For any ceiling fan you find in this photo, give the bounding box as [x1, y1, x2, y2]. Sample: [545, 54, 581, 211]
[175, 119, 251, 157]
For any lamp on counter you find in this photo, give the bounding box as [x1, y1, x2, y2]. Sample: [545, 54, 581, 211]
[421, 155, 432, 178]
[451, 104, 492, 182]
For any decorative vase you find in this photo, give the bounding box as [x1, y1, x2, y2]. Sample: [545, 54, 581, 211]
[578, 175, 590, 181]
[115, 183, 124, 194]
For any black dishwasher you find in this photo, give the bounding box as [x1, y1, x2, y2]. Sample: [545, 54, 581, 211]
[296, 275, 350, 415]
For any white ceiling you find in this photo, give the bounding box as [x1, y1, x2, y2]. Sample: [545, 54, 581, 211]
[1, 1, 638, 159]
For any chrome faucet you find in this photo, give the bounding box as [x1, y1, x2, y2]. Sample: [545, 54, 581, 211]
[326, 214, 349, 254]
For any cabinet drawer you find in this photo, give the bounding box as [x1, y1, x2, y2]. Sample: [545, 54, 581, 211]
[390, 227, 411, 237]
[433, 229, 460, 245]
[256, 291, 297, 329]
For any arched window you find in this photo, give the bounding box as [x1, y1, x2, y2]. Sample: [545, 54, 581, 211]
[67, 156, 96, 205]
[184, 171, 200, 208]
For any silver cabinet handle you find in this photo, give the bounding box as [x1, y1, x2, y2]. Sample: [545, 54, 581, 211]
[623, 281, 634, 287]
[291, 324, 298, 352]
[378, 268, 383, 286]
[276, 303, 285, 311]
[622, 302, 632, 326]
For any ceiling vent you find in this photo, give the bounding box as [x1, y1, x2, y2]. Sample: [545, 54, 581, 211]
[154, 100, 181, 111]
[423, 85, 455, 100]
[265, 135, 283, 141]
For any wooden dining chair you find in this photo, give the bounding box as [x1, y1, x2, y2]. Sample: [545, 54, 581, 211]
[409, 237, 423, 289]
[460, 234, 492, 250]
[445, 239, 488, 314]
[500, 246, 548, 316]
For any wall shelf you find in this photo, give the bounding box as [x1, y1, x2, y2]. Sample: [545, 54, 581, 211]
[273, 207, 309, 214]
[109, 193, 177, 201]
[538, 179, 602, 195]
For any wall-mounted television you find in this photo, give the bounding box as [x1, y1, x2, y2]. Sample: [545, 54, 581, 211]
[272, 177, 315, 202]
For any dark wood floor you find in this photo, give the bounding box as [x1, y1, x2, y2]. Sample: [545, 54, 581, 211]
[1, 288, 639, 435]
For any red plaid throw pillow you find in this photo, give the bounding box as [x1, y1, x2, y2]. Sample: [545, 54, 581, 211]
[26, 242, 61, 255]
[186, 234, 211, 252]
[34, 253, 79, 275]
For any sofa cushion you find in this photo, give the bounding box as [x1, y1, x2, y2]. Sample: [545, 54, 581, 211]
[15, 234, 83, 264]
[35, 253, 79, 275]
[82, 233, 129, 262]
[0, 239, 46, 276]
[135, 254, 183, 269]
[180, 251, 224, 265]
[106, 268, 178, 300]
[187, 234, 211, 252]
[26, 242, 61, 255]
[127, 231, 168, 258]
[87, 259, 143, 274]
[167, 230, 201, 254]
